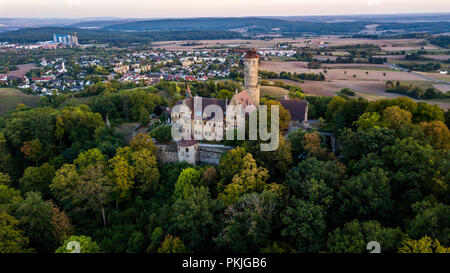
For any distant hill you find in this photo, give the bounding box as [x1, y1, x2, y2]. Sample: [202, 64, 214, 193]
[69, 19, 142, 29]
[102, 17, 450, 35]
[0, 27, 241, 46]
[103, 17, 370, 34]
[0, 16, 448, 45]
[104, 17, 291, 32]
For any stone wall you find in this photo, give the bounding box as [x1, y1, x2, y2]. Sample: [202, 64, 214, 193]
[156, 143, 179, 164]
[156, 142, 233, 165]
[198, 143, 233, 165]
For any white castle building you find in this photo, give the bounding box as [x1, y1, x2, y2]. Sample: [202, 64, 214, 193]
[169, 48, 308, 165]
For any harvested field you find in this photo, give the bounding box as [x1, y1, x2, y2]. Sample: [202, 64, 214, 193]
[152, 36, 436, 52]
[416, 72, 450, 82]
[272, 78, 450, 110]
[260, 61, 427, 81]
[373, 55, 405, 60]
[278, 79, 388, 98]
[433, 84, 450, 93]
[322, 63, 392, 69]
[5, 63, 37, 78]
[424, 55, 450, 61]
[314, 55, 337, 61]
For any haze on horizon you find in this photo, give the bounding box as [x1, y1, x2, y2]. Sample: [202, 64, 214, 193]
[0, 0, 449, 18]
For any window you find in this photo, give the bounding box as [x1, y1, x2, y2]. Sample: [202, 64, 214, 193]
[186, 148, 189, 152]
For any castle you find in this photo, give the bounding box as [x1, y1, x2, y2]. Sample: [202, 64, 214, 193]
[166, 48, 308, 165]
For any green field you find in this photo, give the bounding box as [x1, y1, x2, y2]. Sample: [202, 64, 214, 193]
[260, 85, 288, 98]
[0, 88, 40, 115]
[268, 56, 298, 62]
[388, 59, 450, 70]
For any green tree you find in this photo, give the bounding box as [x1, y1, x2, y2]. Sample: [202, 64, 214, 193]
[139, 108, 150, 126]
[73, 148, 106, 172]
[281, 198, 327, 253]
[74, 163, 113, 227]
[173, 168, 201, 200]
[216, 192, 278, 253]
[157, 235, 188, 253]
[0, 172, 12, 186]
[245, 136, 293, 181]
[13, 192, 57, 252]
[338, 128, 396, 163]
[19, 163, 55, 197]
[56, 235, 100, 253]
[327, 220, 405, 253]
[217, 147, 247, 192]
[0, 184, 23, 212]
[287, 157, 345, 198]
[287, 129, 306, 162]
[354, 112, 382, 131]
[264, 100, 291, 132]
[150, 125, 172, 143]
[337, 168, 393, 222]
[419, 120, 450, 151]
[382, 106, 412, 132]
[382, 138, 447, 211]
[129, 133, 157, 154]
[170, 186, 222, 251]
[219, 154, 270, 205]
[407, 200, 450, 245]
[0, 212, 32, 253]
[131, 148, 160, 193]
[108, 154, 135, 201]
[146, 227, 164, 253]
[398, 236, 450, 253]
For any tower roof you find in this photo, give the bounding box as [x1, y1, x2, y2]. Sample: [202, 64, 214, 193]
[186, 82, 192, 98]
[245, 48, 259, 59]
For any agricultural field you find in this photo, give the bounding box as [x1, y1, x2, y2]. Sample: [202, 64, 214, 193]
[0, 88, 40, 115]
[260, 60, 429, 81]
[260, 85, 288, 98]
[150, 36, 442, 52]
[4, 63, 37, 77]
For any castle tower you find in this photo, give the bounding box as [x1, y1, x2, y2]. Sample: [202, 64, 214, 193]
[244, 48, 260, 106]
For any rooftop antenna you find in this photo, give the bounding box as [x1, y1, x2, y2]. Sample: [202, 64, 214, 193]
[251, 26, 254, 50]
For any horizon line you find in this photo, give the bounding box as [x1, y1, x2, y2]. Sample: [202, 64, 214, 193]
[1, 11, 450, 20]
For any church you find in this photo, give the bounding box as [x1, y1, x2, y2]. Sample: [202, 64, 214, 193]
[169, 48, 309, 165]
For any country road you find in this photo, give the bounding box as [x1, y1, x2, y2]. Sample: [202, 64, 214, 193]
[386, 62, 449, 85]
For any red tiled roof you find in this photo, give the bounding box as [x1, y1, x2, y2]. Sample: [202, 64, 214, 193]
[177, 97, 227, 119]
[233, 90, 254, 109]
[245, 48, 259, 59]
[177, 139, 198, 147]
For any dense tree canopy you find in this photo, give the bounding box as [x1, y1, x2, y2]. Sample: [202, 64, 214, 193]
[0, 81, 448, 254]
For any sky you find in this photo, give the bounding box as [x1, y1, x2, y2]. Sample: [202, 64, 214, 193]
[0, 0, 449, 18]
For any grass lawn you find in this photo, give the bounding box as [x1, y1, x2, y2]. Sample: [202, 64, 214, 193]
[268, 56, 298, 62]
[114, 122, 139, 143]
[0, 88, 40, 115]
[260, 85, 288, 98]
[400, 81, 439, 90]
[59, 96, 97, 108]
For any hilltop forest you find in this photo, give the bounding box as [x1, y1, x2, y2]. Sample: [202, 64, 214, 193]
[0, 78, 449, 253]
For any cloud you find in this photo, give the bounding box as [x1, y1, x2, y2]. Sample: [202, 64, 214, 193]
[67, 0, 81, 7]
[367, 0, 382, 6]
